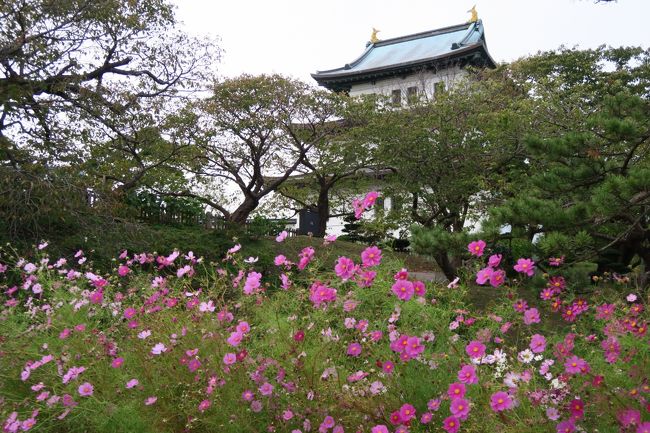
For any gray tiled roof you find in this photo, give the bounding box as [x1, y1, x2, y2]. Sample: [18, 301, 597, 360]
[312, 20, 495, 90]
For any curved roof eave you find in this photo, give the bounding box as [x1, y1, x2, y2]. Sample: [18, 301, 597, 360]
[312, 42, 495, 84]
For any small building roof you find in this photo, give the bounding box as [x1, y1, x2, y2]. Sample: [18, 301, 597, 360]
[312, 20, 496, 92]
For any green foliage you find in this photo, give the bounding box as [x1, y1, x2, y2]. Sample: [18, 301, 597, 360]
[489, 47, 650, 283]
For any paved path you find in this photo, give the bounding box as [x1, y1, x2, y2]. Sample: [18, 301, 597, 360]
[410, 271, 448, 283]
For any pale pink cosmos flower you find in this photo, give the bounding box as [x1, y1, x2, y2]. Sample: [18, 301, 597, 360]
[529, 334, 546, 353]
[78, 382, 94, 397]
[475, 267, 494, 285]
[523, 308, 541, 325]
[259, 382, 273, 396]
[151, 343, 166, 355]
[223, 353, 236, 365]
[447, 277, 460, 288]
[488, 254, 502, 268]
[276, 231, 288, 242]
[144, 396, 157, 405]
[126, 379, 139, 389]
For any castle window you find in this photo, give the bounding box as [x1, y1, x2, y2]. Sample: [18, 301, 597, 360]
[434, 81, 446, 97]
[391, 89, 401, 106]
[407, 86, 418, 103]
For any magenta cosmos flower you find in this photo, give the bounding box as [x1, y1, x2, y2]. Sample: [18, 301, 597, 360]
[335, 256, 356, 281]
[361, 246, 382, 267]
[442, 416, 461, 433]
[465, 340, 486, 359]
[488, 254, 502, 268]
[391, 280, 414, 301]
[457, 364, 478, 384]
[490, 391, 513, 412]
[347, 342, 362, 357]
[467, 240, 486, 257]
[447, 382, 466, 400]
[514, 258, 535, 277]
[450, 398, 471, 420]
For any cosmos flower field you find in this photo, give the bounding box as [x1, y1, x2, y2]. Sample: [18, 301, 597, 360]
[0, 235, 648, 433]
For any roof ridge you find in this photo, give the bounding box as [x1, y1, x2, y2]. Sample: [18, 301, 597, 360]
[374, 21, 475, 47]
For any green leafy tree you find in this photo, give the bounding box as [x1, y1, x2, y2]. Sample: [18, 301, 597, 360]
[0, 0, 218, 237]
[169, 74, 343, 224]
[373, 71, 532, 279]
[487, 47, 650, 286]
[274, 95, 381, 236]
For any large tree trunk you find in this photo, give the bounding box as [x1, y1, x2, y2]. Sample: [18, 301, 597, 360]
[230, 196, 259, 224]
[434, 251, 458, 282]
[315, 183, 330, 237]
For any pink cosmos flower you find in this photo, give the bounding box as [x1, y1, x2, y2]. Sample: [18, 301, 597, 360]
[568, 399, 584, 420]
[111, 357, 124, 368]
[549, 256, 564, 266]
[309, 282, 337, 308]
[335, 256, 356, 281]
[467, 240, 486, 257]
[276, 231, 288, 242]
[392, 280, 414, 301]
[413, 280, 426, 297]
[353, 198, 365, 219]
[530, 334, 547, 353]
[151, 343, 166, 355]
[126, 379, 139, 389]
[488, 254, 502, 268]
[399, 403, 416, 422]
[382, 360, 395, 374]
[514, 258, 535, 277]
[242, 390, 254, 401]
[227, 331, 244, 347]
[442, 416, 460, 433]
[564, 355, 588, 375]
[371, 426, 389, 433]
[523, 308, 541, 325]
[556, 420, 575, 433]
[347, 342, 362, 357]
[243, 271, 262, 295]
[198, 399, 211, 412]
[465, 340, 486, 359]
[356, 270, 377, 288]
[421, 412, 433, 424]
[78, 382, 94, 397]
[361, 246, 382, 267]
[450, 398, 470, 420]
[617, 409, 640, 428]
[123, 307, 137, 319]
[118, 265, 130, 277]
[363, 191, 379, 208]
[280, 273, 292, 290]
[490, 391, 513, 412]
[447, 382, 466, 400]
[259, 382, 273, 396]
[428, 398, 441, 411]
[489, 269, 505, 287]
[475, 267, 494, 285]
[144, 396, 157, 405]
[457, 364, 478, 384]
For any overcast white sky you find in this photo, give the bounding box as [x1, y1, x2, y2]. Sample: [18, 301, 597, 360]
[171, 0, 650, 84]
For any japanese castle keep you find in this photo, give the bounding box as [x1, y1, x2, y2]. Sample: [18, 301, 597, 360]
[312, 17, 496, 101]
